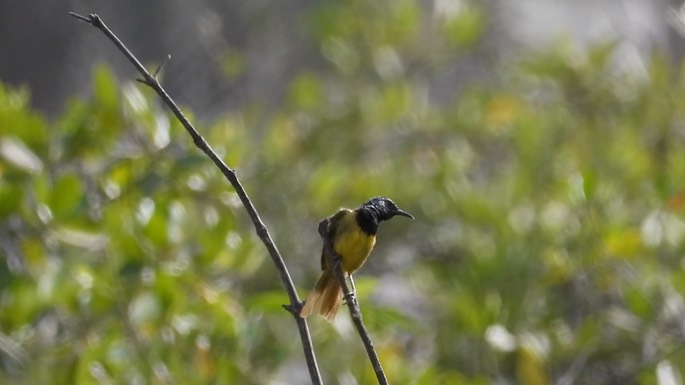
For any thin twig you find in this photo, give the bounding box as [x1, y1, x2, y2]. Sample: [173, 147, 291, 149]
[69, 12, 322, 385]
[318, 219, 389, 385]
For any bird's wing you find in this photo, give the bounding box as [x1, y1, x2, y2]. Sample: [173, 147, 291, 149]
[319, 208, 353, 271]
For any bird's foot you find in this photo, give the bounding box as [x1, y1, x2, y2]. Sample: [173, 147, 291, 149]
[343, 292, 358, 307]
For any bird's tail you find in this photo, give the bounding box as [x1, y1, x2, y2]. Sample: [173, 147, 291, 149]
[300, 269, 343, 321]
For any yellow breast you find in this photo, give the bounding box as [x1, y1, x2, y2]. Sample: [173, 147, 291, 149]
[333, 212, 377, 274]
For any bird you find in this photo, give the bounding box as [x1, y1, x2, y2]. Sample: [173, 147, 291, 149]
[300, 197, 413, 320]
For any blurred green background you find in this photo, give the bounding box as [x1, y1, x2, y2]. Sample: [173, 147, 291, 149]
[3, 1, 685, 384]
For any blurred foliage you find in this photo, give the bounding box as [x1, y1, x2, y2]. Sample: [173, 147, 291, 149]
[3, 2, 685, 385]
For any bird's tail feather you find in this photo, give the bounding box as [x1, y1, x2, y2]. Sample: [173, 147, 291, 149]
[300, 269, 343, 321]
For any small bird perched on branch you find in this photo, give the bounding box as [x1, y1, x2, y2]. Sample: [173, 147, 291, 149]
[300, 197, 413, 320]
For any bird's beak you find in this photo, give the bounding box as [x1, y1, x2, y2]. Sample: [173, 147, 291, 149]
[395, 209, 414, 219]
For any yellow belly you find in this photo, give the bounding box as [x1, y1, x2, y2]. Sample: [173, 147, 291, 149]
[333, 216, 376, 274]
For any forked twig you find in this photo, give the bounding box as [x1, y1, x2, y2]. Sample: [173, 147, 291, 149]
[69, 11, 322, 385]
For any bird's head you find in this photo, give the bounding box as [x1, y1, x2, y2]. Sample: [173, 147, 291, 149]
[361, 197, 414, 222]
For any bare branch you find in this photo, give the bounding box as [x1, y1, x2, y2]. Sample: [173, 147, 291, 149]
[318, 219, 389, 385]
[69, 11, 322, 385]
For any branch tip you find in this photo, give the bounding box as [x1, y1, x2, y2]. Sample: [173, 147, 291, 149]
[154, 55, 172, 77]
[69, 11, 92, 23]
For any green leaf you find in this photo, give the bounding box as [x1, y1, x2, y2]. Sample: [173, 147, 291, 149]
[289, 73, 324, 110]
[93, 66, 119, 112]
[246, 291, 288, 315]
[0, 137, 43, 174]
[50, 172, 85, 219]
[0, 179, 22, 218]
[442, 5, 485, 49]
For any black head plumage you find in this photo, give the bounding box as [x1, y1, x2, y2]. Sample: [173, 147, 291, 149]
[360, 197, 414, 222]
